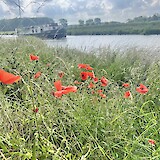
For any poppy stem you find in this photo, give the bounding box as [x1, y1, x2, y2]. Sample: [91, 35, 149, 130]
[0, 150, 7, 160]
[56, 56, 71, 74]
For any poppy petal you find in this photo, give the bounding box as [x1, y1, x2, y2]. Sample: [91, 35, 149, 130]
[78, 64, 93, 70]
[52, 91, 63, 98]
[30, 54, 39, 61]
[99, 93, 106, 98]
[148, 139, 156, 145]
[34, 71, 41, 79]
[122, 83, 130, 88]
[101, 76, 108, 86]
[136, 84, 148, 94]
[80, 72, 88, 81]
[124, 91, 131, 98]
[74, 80, 82, 85]
[0, 69, 21, 84]
[88, 82, 95, 88]
[62, 86, 77, 93]
[93, 77, 99, 83]
[54, 80, 62, 91]
[87, 72, 94, 78]
[78, 64, 87, 69]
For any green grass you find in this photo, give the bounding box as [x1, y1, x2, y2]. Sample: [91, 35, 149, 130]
[0, 37, 160, 160]
[0, 31, 15, 35]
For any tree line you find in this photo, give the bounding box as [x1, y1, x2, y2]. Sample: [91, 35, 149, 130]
[67, 14, 160, 35]
[0, 17, 68, 32]
[77, 14, 160, 26]
[1, 13, 160, 35]
[67, 21, 160, 35]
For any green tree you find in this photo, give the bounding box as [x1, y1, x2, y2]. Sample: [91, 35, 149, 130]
[78, 19, 84, 26]
[59, 18, 68, 27]
[86, 19, 94, 26]
[94, 18, 101, 25]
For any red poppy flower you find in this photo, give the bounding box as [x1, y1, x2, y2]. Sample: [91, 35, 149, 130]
[97, 90, 103, 93]
[33, 107, 39, 113]
[58, 71, 64, 78]
[99, 93, 106, 98]
[30, 54, 39, 61]
[136, 84, 148, 94]
[124, 91, 131, 98]
[93, 77, 99, 83]
[0, 69, 21, 84]
[78, 64, 93, 70]
[78, 64, 87, 69]
[80, 72, 89, 81]
[122, 83, 130, 88]
[148, 139, 156, 145]
[101, 76, 108, 86]
[91, 91, 95, 94]
[87, 72, 94, 78]
[53, 90, 63, 98]
[34, 71, 41, 79]
[62, 86, 77, 94]
[80, 72, 94, 81]
[74, 80, 82, 85]
[54, 80, 62, 91]
[53, 80, 77, 98]
[85, 65, 93, 70]
[88, 82, 95, 88]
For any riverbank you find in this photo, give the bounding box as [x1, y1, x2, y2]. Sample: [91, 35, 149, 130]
[0, 37, 160, 159]
[67, 21, 160, 35]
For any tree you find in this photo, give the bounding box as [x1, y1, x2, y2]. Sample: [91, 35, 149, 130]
[151, 14, 159, 21]
[86, 19, 94, 26]
[94, 18, 101, 25]
[78, 19, 84, 26]
[59, 18, 68, 27]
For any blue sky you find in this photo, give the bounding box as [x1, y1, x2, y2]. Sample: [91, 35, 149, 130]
[1, 0, 160, 24]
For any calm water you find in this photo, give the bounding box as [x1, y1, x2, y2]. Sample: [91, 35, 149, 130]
[44, 35, 160, 54]
[1, 34, 160, 56]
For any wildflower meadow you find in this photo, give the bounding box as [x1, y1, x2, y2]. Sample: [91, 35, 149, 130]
[0, 37, 160, 159]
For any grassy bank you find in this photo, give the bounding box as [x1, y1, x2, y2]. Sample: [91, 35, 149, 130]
[67, 21, 160, 35]
[0, 37, 160, 159]
[0, 31, 15, 35]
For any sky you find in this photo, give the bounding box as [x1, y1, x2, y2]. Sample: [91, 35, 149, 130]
[1, 0, 160, 24]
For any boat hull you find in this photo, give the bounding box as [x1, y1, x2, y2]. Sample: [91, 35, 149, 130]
[16, 25, 67, 39]
[22, 29, 66, 39]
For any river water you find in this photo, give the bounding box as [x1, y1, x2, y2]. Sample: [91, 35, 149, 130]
[1, 34, 160, 57]
[44, 35, 160, 55]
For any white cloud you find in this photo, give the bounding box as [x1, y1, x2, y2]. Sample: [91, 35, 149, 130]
[100, 0, 113, 10]
[1, 0, 160, 23]
[151, 0, 160, 6]
[0, 1, 16, 18]
[56, 0, 71, 9]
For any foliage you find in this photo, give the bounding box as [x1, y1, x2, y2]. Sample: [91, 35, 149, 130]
[69, 14, 160, 35]
[59, 19, 68, 28]
[67, 21, 160, 35]
[0, 37, 160, 159]
[0, 17, 54, 31]
[78, 19, 84, 26]
[2, 13, 160, 35]
[128, 13, 160, 23]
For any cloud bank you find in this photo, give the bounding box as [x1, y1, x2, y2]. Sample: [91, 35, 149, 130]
[1, 0, 160, 24]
